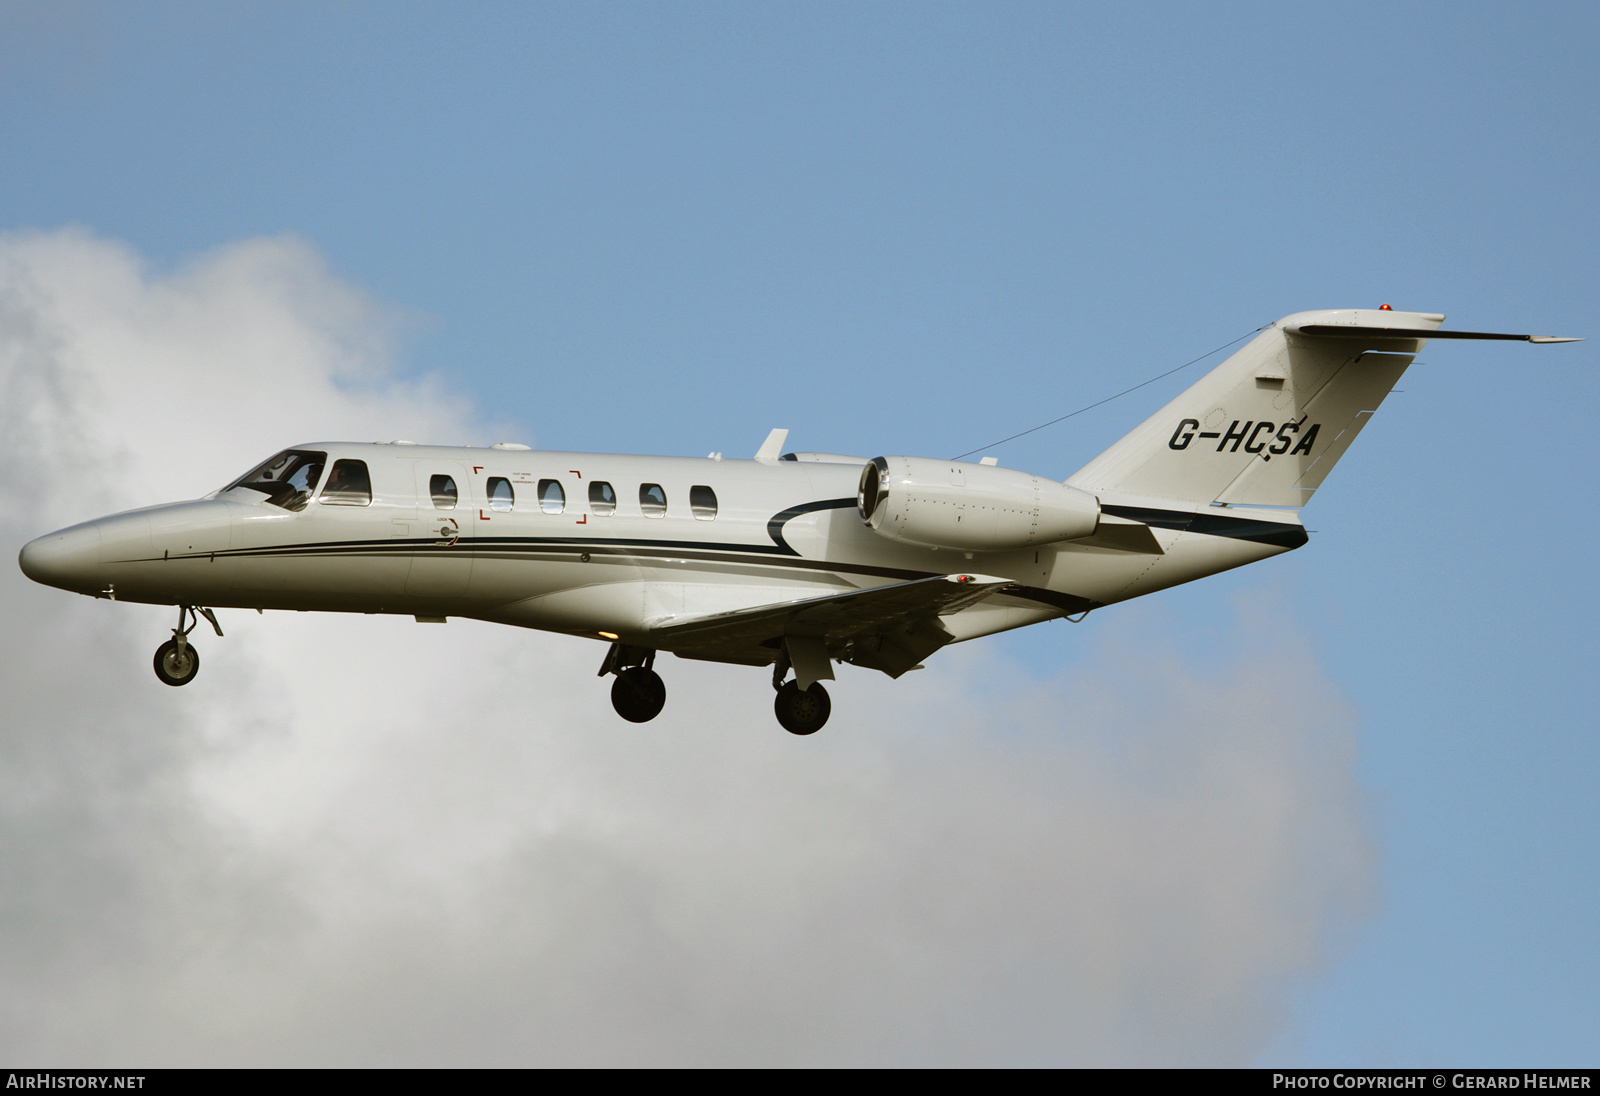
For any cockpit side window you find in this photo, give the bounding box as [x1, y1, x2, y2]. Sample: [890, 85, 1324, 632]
[320, 460, 372, 506]
[226, 449, 327, 512]
[431, 474, 458, 510]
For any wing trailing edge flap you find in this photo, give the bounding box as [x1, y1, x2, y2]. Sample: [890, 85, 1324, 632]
[647, 574, 1017, 680]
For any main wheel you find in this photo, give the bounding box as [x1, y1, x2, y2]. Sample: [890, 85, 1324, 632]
[774, 680, 830, 735]
[611, 667, 666, 723]
[153, 639, 200, 687]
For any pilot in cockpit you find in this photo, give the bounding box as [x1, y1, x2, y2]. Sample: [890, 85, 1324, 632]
[322, 462, 354, 497]
[226, 449, 326, 511]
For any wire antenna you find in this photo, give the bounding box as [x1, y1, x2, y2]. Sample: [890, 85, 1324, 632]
[950, 325, 1266, 461]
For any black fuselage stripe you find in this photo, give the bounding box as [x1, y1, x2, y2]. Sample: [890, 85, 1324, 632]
[167, 539, 941, 582]
[129, 541, 1096, 614]
[767, 497, 857, 552]
[1100, 504, 1308, 549]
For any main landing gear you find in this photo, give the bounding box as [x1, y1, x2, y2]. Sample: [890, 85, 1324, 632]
[770, 649, 830, 736]
[773, 680, 831, 735]
[597, 641, 831, 734]
[153, 605, 222, 687]
[599, 643, 667, 723]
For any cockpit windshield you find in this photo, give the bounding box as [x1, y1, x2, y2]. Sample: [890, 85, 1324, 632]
[225, 449, 327, 511]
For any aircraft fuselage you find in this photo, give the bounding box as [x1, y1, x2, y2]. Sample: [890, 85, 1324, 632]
[19, 443, 1295, 656]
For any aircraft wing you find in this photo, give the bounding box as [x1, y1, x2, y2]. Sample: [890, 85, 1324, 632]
[648, 573, 1017, 678]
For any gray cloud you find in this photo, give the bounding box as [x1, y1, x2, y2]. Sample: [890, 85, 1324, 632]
[0, 228, 1375, 1066]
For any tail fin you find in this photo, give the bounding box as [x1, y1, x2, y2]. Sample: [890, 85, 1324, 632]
[1068, 309, 1443, 508]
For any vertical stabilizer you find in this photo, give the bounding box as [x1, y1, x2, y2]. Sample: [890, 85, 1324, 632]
[1066, 309, 1442, 507]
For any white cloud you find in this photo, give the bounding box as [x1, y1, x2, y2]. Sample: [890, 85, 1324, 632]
[0, 227, 1375, 1065]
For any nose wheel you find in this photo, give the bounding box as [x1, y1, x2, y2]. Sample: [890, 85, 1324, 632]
[152, 605, 222, 687]
[153, 639, 200, 686]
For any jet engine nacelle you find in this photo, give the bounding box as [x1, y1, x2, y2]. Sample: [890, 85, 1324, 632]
[857, 456, 1100, 552]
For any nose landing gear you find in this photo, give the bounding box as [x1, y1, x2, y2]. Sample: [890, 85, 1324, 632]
[153, 639, 199, 686]
[152, 606, 222, 687]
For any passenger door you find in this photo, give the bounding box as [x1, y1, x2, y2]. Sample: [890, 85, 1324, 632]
[405, 459, 476, 597]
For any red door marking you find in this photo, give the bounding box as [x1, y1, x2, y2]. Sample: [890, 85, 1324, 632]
[480, 510, 491, 520]
[569, 469, 582, 478]
[473, 466, 484, 474]
[576, 514, 587, 525]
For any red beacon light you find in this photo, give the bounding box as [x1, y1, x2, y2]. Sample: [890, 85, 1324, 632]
[1379, 303, 1393, 310]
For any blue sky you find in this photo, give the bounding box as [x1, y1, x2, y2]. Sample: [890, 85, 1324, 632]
[1, 1, 1595, 1065]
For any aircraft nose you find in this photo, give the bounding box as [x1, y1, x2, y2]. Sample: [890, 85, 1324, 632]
[18, 522, 102, 592]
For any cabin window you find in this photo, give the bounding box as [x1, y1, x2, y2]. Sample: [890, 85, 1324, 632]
[539, 479, 565, 514]
[487, 477, 514, 512]
[589, 481, 616, 515]
[430, 474, 458, 510]
[690, 485, 717, 520]
[639, 483, 666, 517]
[227, 449, 327, 512]
[320, 460, 372, 506]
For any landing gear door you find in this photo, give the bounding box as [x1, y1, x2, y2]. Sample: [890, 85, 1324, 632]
[406, 460, 476, 597]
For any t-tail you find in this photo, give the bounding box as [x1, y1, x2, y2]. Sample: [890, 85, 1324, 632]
[1067, 308, 1579, 509]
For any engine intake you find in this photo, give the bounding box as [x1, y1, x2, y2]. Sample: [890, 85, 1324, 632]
[858, 457, 1099, 552]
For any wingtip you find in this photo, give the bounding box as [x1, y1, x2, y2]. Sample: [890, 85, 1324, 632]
[1528, 336, 1584, 344]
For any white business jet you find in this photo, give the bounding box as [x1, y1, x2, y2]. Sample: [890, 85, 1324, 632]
[18, 308, 1578, 734]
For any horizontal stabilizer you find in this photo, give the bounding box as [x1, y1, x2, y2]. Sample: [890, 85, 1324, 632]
[1291, 324, 1581, 343]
